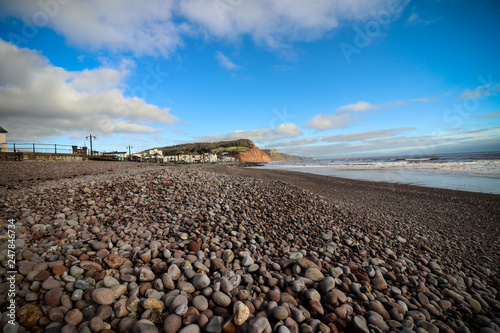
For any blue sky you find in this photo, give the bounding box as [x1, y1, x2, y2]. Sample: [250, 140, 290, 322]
[0, 0, 499, 158]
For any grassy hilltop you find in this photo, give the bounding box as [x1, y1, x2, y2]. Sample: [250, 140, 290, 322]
[153, 139, 314, 161]
[159, 139, 254, 156]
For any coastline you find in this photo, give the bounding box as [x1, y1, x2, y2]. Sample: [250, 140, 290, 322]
[255, 164, 500, 195]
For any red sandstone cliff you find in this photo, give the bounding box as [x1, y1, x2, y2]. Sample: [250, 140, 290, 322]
[234, 146, 273, 163]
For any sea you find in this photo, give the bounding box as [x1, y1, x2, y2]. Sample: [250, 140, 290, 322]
[259, 151, 500, 194]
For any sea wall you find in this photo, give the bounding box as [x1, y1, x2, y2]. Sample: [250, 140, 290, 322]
[0, 152, 86, 161]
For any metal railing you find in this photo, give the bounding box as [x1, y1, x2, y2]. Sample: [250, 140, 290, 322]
[6, 143, 86, 155]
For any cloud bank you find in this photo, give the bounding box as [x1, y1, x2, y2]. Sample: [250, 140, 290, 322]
[1, 0, 405, 55]
[266, 127, 415, 148]
[305, 98, 432, 132]
[275, 128, 500, 158]
[198, 123, 302, 143]
[0, 40, 179, 142]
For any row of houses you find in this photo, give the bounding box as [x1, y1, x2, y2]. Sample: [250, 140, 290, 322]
[162, 150, 238, 163]
[164, 152, 218, 163]
[0, 126, 238, 163]
[103, 148, 237, 163]
[167, 154, 237, 163]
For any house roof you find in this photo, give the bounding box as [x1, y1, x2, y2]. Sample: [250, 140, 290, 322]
[0, 126, 7, 133]
[104, 151, 127, 154]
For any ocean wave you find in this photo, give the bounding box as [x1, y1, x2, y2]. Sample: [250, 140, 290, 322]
[266, 159, 500, 175]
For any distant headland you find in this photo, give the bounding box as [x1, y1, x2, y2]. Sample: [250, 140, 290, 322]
[150, 139, 315, 163]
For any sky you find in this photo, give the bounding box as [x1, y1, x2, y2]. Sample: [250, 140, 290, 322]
[0, 0, 499, 158]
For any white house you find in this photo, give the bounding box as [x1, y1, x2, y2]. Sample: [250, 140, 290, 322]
[137, 149, 164, 161]
[165, 153, 218, 163]
[203, 153, 218, 163]
[216, 152, 237, 162]
[103, 151, 129, 160]
[0, 126, 7, 152]
[148, 149, 163, 156]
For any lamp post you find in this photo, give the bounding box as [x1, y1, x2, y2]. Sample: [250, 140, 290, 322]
[86, 134, 96, 156]
[127, 145, 133, 161]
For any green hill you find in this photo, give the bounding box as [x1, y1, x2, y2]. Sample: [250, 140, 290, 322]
[159, 139, 254, 156]
[152, 139, 315, 161]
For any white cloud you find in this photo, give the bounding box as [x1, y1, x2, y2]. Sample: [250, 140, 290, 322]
[275, 128, 500, 158]
[460, 83, 500, 100]
[339, 100, 407, 112]
[69, 67, 129, 92]
[199, 128, 272, 143]
[407, 12, 420, 24]
[323, 128, 415, 142]
[0, 40, 179, 142]
[461, 129, 490, 134]
[406, 9, 434, 26]
[305, 97, 433, 132]
[215, 51, 241, 70]
[198, 123, 302, 143]
[473, 111, 500, 119]
[0, 0, 181, 56]
[181, 0, 409, 50]
[338, 101, 379, 112]
[304, 112, 361, 131]
[305, 101, 394, 132]
[0, 0, 408, 55]
[264, 137, 319, 148]
[274, 123, 302, 136]
[269, 127, 416, 148]
[411, 97, 437, 103]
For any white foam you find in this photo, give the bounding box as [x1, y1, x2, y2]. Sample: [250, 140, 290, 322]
[260, 161, 500, 194]
[268, 159, 500, 175]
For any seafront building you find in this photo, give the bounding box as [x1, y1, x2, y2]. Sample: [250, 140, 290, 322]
[132, 148, 222, 163]
[102, 151, 129, 160]
[164, 153, 219, 163]
[127, 147, 239, 164]
[0, 126, 7, 152]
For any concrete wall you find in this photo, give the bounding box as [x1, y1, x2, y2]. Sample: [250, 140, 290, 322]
[0, 152, 86, 161]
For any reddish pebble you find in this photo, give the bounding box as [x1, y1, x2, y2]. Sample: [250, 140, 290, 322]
[45, 287, 64, 307]
[163, 314, 183, 333]
[64, 308, 84, 326]
[188, 241, 201, 252]
[18, 261, 37, 275]
[266, 290, 281, 302]
[35, 270, 51, 281]
[92, 288, 115, 305]
[53, 265, 69, 276]
[105, 253, 124, 269]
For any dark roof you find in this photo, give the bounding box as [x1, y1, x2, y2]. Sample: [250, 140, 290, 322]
[0, 126, 7, 133]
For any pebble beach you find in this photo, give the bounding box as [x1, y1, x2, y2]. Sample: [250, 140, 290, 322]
[0, 161, 499, 333]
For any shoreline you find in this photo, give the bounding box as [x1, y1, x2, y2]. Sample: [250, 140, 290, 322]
[252, 164, 500, 195]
